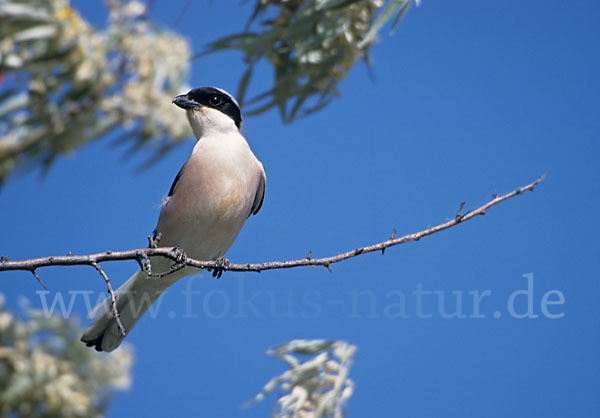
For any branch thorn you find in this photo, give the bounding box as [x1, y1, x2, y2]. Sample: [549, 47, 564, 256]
[148, 232, 162, 248]
[31, 269, 47, 290]
[455, 201, 466, 221]
[382, 229, 397, 254]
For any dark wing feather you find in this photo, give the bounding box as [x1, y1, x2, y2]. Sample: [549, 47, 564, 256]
[250, 170, 266, 216]
[167, 163, 186, 197]
[154, 161, 188, 240]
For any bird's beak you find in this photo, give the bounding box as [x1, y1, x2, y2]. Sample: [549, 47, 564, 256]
[172, 94, 200, 110]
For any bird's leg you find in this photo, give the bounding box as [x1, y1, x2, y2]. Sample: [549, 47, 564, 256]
[211, 256, 230, 279]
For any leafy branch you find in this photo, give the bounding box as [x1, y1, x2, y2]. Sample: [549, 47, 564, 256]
[0, 0, 420, 183]
[202, 0, 420, 121]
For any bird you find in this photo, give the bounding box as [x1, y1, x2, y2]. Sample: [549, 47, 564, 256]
[81, 87, 266, 352]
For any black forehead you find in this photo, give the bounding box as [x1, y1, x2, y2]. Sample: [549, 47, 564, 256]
[187, 87, 242, 129]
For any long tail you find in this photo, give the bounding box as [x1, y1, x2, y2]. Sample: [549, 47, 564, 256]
[81, 269, 178, 352]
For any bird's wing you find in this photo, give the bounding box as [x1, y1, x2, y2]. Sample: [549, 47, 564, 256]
[250, 167, 266, 216]
[167, 160, 188, 197]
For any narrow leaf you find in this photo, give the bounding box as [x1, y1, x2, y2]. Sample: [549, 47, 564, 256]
[358, 0, 410, 48]
[237, 67, 253, 107]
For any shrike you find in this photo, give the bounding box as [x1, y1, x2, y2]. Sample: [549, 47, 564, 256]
[81, 87, 266, 351]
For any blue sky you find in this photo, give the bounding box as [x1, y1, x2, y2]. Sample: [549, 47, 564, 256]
[1, 1, 599, 417]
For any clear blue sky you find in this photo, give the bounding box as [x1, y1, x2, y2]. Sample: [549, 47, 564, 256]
[1, 1, 599, 417]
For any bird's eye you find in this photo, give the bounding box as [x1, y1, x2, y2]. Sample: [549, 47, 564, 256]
[209, 95, 222, 106]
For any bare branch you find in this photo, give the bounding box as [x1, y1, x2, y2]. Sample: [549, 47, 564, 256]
[90, 261, 126, 337]
[0, 175, 545, 276]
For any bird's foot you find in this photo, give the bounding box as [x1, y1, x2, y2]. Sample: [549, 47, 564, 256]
[151, 247, 188, 278]
[210, 257, 230, 279]
[173, 246, 187, 263]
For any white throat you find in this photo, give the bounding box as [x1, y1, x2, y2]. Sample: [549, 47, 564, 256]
[186, 107, 243, 139]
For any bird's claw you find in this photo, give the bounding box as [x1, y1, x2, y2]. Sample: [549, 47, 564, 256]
[173, 247, 187, 264]
[210, 257, 230, 279]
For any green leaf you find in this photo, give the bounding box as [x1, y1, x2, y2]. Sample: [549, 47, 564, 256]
[359, 0, 411, 48]
[317, 0, 365, 12]
[390, 0, 412, 33]
[237, 67, 254, 107]
[0, 3, 51, 22]
[12, 24, 57, 42]
[245, 98, 277, 117]
[0, 91, 28, 117]
[288, 92, 310, 122]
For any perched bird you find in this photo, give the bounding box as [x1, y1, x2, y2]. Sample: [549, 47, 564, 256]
[81, 87, 266, 351]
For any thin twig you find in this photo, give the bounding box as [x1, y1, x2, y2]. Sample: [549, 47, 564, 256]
[30, 270, 47, 290]
[171, 0, 192, 28]
[455, 201, 466, 221]
[0, 175, 545, 275]
[90, 261, 126, 337]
